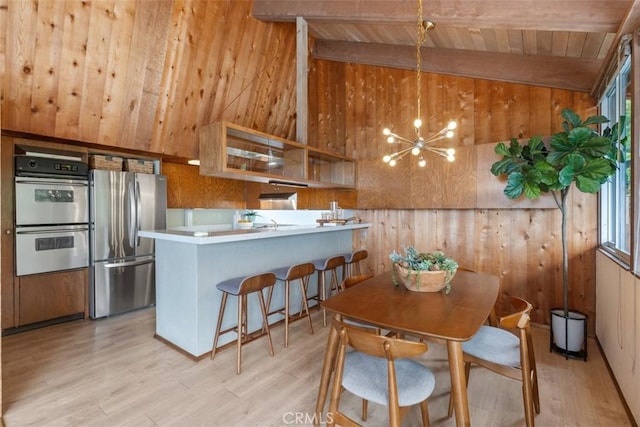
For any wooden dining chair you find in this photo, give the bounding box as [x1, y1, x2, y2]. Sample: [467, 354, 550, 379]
[458, 266, 497, 326]
[328, 318, 436, 427]
[338, 275, 380, 333]
[340, 274, 374, 291]
[447, 296, 540, 426]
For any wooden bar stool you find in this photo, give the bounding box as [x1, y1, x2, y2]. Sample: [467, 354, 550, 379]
[211, 272, 276, 374]
[266, 262, 315, 347]
[340, 249, 368, 279]
[311, 255, 346, 327]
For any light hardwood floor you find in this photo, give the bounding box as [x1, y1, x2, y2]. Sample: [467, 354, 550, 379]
[1, 307, 633, 426]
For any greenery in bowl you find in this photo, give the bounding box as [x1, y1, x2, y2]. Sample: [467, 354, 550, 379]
[390, 246, 458, 293]
[243, 210, 261, 221]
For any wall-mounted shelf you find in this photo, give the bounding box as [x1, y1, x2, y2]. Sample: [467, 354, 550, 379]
[199, 121, 355, 189]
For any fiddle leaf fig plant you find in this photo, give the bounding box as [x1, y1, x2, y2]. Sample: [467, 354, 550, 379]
[490, 107, 622, 316]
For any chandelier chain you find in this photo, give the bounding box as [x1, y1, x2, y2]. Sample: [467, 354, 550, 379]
[416, 0, 424, 134]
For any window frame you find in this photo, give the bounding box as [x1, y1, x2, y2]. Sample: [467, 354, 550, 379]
[598, 45, 633, 268]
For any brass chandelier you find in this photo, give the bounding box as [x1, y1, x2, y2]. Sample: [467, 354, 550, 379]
[382, 0, 456, 168]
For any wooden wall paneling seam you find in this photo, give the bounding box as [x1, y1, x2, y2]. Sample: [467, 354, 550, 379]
[362, 66, 378, 158]
[205, 1, 236, 130]
[509, 83, 531, 139]
[284, 25, 300, 140]
[567, 189, 599, 332]
[369, 66, 385, 160]
[454, 75, 475, 147]
[196, 3, 225, 133]
[181, 0, 216, 156]
[342, 63, 356, 159]
[161, 0, 213, 157]
[99, 0, 135, 148]
[222, 2, 255, 127]
[28, 0, 65, 136]
[266, 25, 297, 140]
[473, 79, 492, 144]
[246, 19, 273, 135]
[80, 1, 114, 143]
[489, 80, 509, 142]
[149, 0, 186, 155]
[54, 0, 91, 140]
[5, 0, 38, 131]
[509, 207, 533, 307]
[133, 4, 171, 152]
[529, 86, 552, 137]
[116, 0, 153, 148]
[121, 0, 173, 152]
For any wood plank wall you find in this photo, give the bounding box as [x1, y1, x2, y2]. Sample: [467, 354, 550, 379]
[0, 0, 296, 159]
[0, 0, 600, 331]
[310, 60, 599, 331]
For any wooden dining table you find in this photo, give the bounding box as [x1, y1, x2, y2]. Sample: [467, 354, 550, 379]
[314, 269, 500, 426]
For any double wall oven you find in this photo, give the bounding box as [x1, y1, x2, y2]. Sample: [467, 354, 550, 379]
[14, 155, 89, 276]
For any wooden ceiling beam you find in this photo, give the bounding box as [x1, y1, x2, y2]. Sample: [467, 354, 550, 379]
[591, 0, 640, 96]
[253, 0, 628, 32]
[313, 39, 600, 92]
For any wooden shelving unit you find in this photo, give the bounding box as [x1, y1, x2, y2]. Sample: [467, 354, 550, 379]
[199, 121, 355, 189]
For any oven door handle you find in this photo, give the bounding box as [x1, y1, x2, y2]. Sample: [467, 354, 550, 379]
[103, 258, 154, 268]
[15, 179, 88, 187]
[16, 227, 89, 235]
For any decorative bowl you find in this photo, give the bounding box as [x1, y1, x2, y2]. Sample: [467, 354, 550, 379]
[237, 221, 253, 229]
[393, 263, 456, 293]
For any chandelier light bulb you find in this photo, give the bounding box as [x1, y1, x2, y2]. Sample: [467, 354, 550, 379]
[445, 130, 454, 138]
[446, 148, 456, 156]
[387, 136, 395, 143]
[389, 159, 397, 167]
[414, 118, 422, 129]
[383, 155, 391, 163]
[447, 154, 455, 162]
[411, 146, 421, 156]
[447, 121, 457, 130]
[418, 158, 427, 167]
[383, 128, 391, 136]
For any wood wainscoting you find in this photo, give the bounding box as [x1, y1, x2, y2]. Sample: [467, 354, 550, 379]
[351, 202, 597, 334]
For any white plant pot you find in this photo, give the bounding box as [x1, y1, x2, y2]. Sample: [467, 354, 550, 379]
[551, 308, 586, 352]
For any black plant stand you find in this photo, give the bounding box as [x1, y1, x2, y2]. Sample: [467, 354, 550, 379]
[549, 308, 588, 361]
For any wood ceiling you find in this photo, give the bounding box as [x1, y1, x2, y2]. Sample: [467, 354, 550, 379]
[253, 0, 640, 95]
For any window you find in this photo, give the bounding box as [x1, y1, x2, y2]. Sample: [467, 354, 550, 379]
[599, 53, 632, 264]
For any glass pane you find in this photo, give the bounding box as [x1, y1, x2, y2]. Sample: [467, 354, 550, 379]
[598, 55, 632, 259]
[307, 150, 355, 186]
[225, 128, 304, 179]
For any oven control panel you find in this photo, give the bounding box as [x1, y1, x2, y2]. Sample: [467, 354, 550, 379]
[15, 155, 88, 178]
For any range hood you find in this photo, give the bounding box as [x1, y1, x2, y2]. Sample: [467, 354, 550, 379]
[258, 192, 298, 210]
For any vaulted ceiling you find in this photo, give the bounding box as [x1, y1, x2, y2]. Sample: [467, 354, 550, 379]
[253, 0, 640, 95]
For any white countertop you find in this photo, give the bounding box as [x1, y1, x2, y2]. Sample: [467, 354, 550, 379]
[139, 222, 370, 244]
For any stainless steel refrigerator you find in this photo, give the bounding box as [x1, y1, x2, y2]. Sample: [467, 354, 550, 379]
[89, 170, 167, 318]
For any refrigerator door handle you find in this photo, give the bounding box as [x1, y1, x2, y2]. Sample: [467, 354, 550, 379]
[135, 179, 142, 247]
[128, 180, 136, 248]
[103, 257, 154, 268]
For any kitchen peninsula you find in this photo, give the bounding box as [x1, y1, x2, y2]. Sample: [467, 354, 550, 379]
[139, 223, 370, 358]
